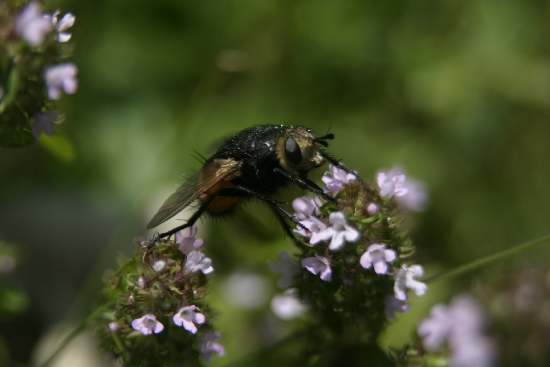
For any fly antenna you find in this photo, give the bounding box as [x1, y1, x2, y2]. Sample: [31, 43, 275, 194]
[314, 133, 335, 147]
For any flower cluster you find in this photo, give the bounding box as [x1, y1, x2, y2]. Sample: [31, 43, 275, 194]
[270, 165, 427, 338]
[97, 226, 224, 366]
[418, 295, 496, 367]
[0, 1, 78, 147]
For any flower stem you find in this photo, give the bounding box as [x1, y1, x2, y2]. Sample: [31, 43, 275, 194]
[37, 305, 106, 367]
[426, 233, 550, 283]
[221, 330, 305, 367]
[37, 320, 87, 367]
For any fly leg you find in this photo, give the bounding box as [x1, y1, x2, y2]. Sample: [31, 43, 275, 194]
[319, 151, 364, 184]
[273, 167, 335, 203]
[219, 186, 308, 242]
[153, 196, 215, 242]
[268, 204, 305, 246]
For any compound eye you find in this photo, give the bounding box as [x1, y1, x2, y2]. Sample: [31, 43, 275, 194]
[285, 137, 302, 165]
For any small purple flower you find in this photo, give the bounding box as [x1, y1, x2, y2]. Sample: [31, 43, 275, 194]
[376, 168, 428, 211]
[394, 264, 427, 301]
[176, 225, 204, 254]
[152, 260, 166, 272]
[269, 252, 299, 289]
[131, 314, 164, 335]
[108, 322, 119, 332]
[322, 165, 357, 195]
[44, 63, 78, 100]
[47, 10, 75, 43]
[418, 304, 452, 351]
[32, 111, 59, 138]
[15, 2, 52, 46]
[294, 216, 332, 246]
[418, 295, 496, 367]
[292, 196, 322, 220]
[451, 336, 495, 367]
[366, 203, 379, 216]
[137, 276, 146, 289]
[271, 289, 307, 320]
[199, 331, 225, 362]
[321, 212, 360, 251]
[384, 296, 409, 320]
[302, 256, 332, 281]
[172, 305, 206, 334]
[224, 272, 268, 309]
[360, 243, 396, 275]
[184, 250, 214, 275]
[377, 168, 408, 199]
[449, 296, 486, 341]
[396, 179, 427, 212]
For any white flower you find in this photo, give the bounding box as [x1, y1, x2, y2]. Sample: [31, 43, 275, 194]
[360, 243, 396, 275]
[320, 212, 360, 251]
[394, 264, 427, 301]
[152, 260, 166, 272]
[15, 2, 52, 46]
[184, 250, 214, 275]
[137, 276, 146, 289]
[176, 225, 204, 254]
[44, 63, 78, 100]
[172, 305, 206, 334]
[366, 202, 379, 215]
[269, 252, 299, 289]
[271, 289, 307, 320]
[418, 295, 496, 367]
[396, 179, 427, 212]
[418, 304, 453, 351]
[377, 168, 409, 199]
[199, 331, 225, 362]
[108, 321, 119, 332]
[302, 256, 332, 281]
[294, 216, 332, 246]
[47, 11, 75, 43]
[131, 314, 164, 335]
[451, 336, 495, 367]
[376, 168, 428, 211]
[223, 272, 268, 309]
[292, 196, 322, 220]
[322, 165, 357, 195]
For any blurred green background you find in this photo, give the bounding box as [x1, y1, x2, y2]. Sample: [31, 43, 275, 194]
[1, 0, 550, 365]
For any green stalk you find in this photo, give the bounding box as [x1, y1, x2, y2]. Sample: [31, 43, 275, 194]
[37, 305, 107, 367]
[426, 233, 550, 283]
[37, 319, 88, 367]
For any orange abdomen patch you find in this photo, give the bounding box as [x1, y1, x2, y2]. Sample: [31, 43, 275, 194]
[206, 195, 241, 215]
[197, 158, 242, 215]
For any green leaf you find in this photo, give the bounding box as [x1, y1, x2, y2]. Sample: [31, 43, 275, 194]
[38, 133, 76, 162]
[0, 289, 29, 315]
[0, 64, 19, 113]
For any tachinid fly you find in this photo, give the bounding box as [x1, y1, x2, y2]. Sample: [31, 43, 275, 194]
[148, 124, 348, 240]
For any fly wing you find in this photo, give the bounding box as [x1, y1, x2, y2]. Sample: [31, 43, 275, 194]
[146, 159, 242, 229]
[147, 173, 200, 229]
